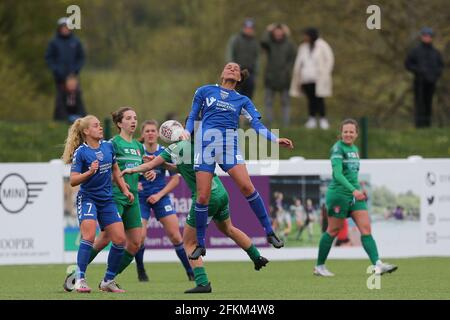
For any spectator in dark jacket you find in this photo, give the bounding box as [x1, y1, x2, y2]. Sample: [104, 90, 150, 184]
[58, 74, 87, 123]
[261, 23, 297, 126]
[405, 27, 444, 128]
[45, 17, 85, 121]
[226, 18, 260, 99]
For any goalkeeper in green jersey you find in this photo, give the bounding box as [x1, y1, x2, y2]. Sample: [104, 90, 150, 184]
[122, 125, 269, 294]
[314, 119, 398, 277]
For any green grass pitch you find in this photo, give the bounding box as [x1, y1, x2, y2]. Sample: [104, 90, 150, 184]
[1, 258, 449, 300]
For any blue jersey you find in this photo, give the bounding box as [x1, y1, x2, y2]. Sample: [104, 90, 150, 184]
[139, 144, 176, 198]
[185, 84, 277, 142]
[71, 140, 116, 202]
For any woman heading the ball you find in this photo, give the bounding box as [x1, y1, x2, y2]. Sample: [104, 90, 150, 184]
[122, 120, 270, 294]
[183, 62, 294, 259]
[314, 119, 398, 276]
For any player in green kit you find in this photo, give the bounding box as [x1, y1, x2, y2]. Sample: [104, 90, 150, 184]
[314, 118, 398, 277]
[87, 107, 148, 285]
[122, 121, 269, 294]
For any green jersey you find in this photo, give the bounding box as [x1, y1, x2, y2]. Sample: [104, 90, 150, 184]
[111, 135, 144, 195]
[327, 140, 361, 197]
[159, 140, 226, 199]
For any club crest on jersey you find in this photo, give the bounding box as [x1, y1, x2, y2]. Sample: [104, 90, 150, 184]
[334, 206, 341, 213]
[220, 90, 229, 100]
[95, 151, 104, 161]
[206, 97, 217, 107]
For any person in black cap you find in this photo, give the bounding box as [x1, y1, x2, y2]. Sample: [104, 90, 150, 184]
[405, 27, 444, 128]
[45, 17, 85, 121]
[226, 18, 260, 99]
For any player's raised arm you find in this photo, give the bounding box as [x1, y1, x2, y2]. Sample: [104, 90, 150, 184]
[184, 88, 203, 136]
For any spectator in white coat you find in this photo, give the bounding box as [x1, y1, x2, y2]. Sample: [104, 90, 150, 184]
[289, 28, 334, 130]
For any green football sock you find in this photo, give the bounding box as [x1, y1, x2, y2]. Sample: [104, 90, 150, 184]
[361, 234, 379, 265]
[117, 250, 135, 275]
[245, 244, 261, 262]
[193, 267, 209, 286]
[88, 248, 100, 264]
[317, 232, 335, 266]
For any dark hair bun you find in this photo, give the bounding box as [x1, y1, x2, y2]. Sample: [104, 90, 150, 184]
[240, 69, 250, 83]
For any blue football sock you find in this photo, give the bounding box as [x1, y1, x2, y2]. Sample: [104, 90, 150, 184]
[104, 243, 124, 281]
[174, 242, 193, 274]
[246, 190, 274, 235]
[134, 244, 145, 270]
[195, 202, 208, 248]
[77, 239, 93, 279]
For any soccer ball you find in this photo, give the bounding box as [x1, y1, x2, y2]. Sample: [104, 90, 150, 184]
[159, 120, 184, 143]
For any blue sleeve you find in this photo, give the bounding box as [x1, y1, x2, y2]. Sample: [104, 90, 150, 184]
[110, 143, 116, 164]
[185, 88, 203, 134]
[71, 148, 84, 173]
[242, 99, 278, 142]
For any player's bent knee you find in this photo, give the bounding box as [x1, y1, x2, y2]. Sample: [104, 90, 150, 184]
[82, 235, 95, 243]
[127, 240, 141, 253]
[240, 185, 255, 197]
[111, 234, 126, 245]
[81, 231, 96, 243]
[196, 194, 210, 205]
[169, 233, 182, 244]
[327, 229, 340, 237]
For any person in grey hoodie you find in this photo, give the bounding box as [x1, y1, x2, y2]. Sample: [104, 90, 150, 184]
[226, 18, 260, 99]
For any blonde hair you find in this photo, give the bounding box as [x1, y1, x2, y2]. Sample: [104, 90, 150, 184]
[62, 115, 97, 164]
[138, 119, 159, 143]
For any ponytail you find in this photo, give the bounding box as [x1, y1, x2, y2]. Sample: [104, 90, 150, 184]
[61, 115, 96, 164]
[236, 68, 250, 91]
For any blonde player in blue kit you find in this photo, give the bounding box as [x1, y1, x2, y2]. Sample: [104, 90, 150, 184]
[62, 115, 133, 293]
